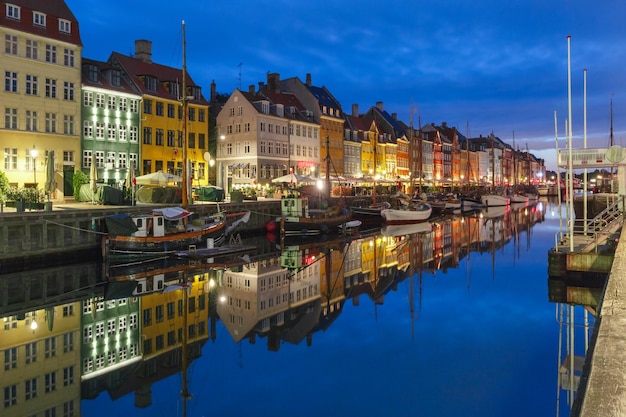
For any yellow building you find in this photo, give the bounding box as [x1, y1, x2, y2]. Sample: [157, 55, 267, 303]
[110, 40, 210, 185]
[1, 303, 82, 416]
[1, 0, 83, 201]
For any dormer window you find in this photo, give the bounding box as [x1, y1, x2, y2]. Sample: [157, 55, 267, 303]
[87, 64, 98, 82]
[168, 81, 180, 98]
[33, 12, 46, 27]
[6, 4, 20, 20]
[111, 70, 121, 87]
[59, 19, 71, 34]
[144, 76, 157, 92]
[190, 86, 202, 100]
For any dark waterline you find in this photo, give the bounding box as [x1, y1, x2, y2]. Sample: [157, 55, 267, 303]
[2, 198, 592, 417]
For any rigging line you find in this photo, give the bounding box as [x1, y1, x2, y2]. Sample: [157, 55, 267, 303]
[40, 219, 108, 235]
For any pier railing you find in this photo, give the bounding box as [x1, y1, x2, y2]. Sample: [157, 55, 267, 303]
[554, 198, 624, 253]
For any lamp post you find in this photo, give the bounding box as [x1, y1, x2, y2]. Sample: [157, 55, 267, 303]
[30, 146, 38, 186]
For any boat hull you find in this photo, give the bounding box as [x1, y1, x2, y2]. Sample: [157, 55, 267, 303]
[380, 205, 432, 225]
[106, 221, 226, 256]
[281, 212, 352, 236]
[481, 194, 510, 207]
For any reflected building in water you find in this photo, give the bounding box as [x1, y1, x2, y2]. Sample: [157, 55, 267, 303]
[0, 203, 548, 414]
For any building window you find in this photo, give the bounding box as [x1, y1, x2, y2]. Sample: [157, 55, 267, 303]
[119, 97, 127, 111]
[4, 348, 17, 370]
[25, 75, 38, 95]
[130, 100, 139, 113]
[119, 125, 127, 141]
[107, 124, 116, 140]
[45, 78, 57, 98]
[199, 109, 205, 122]
[63, 48, 74, 67]
[143, 127, 152, 145]
[63, 366, 74, 386]
[111, 70, 121, 87]
[144, 99, 152, 114]
[33, 11, 46, 27]
[188, 107, 195, 121]
[83, 91, 93, 107]
[156, 101, 164, 116]
[96, 93, 104, 108]
[45, 113, 57, 133]
[63, 82, 74, 101]
[45, 44, 57, 63]
[95, 122, 104, 139]
[63, 115, 74, 135]
[143, 308, 152, 326]
[25, 378, 38, 401]
[6, 4, 20, 20]
[26, 40, 38, 59]
[4, 108, 18, 129]
[156, 128, 164, 146]
[25, 110, 38, 131]
[167, 103, 175, 118]
[25, 342, 37, 364]
[59, 19, 71, 33]
[188, 133, 195, 148]
[45, 372, 56, 393]
[63, 332, 74, 352]
[4, 384, 17, 408]
[83, 120, 93, 138]
[4, 35, 17, 55]
[198, 133, 205, 149]
[5, 71, 17, 92]
[45, 337, 56, 358]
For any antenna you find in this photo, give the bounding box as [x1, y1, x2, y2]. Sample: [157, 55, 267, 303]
[237, 62, 243, 90]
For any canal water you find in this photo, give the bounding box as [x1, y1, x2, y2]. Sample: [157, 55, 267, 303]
[1, 198, 595, 417]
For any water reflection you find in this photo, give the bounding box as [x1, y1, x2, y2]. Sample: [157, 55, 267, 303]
[0, 202, 551, 416]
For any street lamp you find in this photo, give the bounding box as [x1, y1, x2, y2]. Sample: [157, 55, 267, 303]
[30, 146, 38, 185]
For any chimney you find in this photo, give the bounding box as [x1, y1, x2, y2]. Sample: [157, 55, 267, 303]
[258, 81, 265, 93]
[134, 39, 152, 63]
[248, 84, 255, 94]
[376, 101, 384, 111]
[267, 73, 280, 93]
[352, 104, 359, 117]
[210, 80, 216, 101]
[306, 73, 312, 86]
[392, 112, 397, 120]
[442, 121, 447, 128]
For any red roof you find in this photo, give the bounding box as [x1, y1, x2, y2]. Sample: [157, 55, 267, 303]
[0, 0, 82, 46]
[110, 51, 208, 104]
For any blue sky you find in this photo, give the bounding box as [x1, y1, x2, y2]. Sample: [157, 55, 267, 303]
[66, 0, 626, 170]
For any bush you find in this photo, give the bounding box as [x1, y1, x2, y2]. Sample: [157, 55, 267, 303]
[4, 186, 45, 203]
[0, 170, 8, 204]
[73, 170, 88, 200]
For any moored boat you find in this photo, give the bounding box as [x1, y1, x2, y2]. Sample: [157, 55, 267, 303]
[338, 219, 362, 235]
[279, 192, 352, 237]
[103, 207, 249, 258]
[381, 201, 432, 225]
[481, 194, 510, 207]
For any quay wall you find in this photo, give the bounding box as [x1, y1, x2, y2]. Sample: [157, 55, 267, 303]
[572, 225, 626, 416]
[0, 200, 282, 273]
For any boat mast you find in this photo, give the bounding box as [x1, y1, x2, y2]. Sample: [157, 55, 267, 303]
[181, 21, 190, 209]
[325, 134, 331, 201]
[409, 101, 415, 198]
[491, 132, 495, 188]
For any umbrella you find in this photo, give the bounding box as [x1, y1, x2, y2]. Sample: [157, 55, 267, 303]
[135, 170, 182, 186]
[271, 173, 315, 184]
[89, 153, 97, 203]
[125, 162, 136, 205]
[45, 150, 56, 201]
